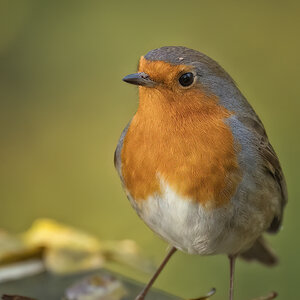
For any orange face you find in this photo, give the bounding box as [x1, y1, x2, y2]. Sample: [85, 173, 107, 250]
[121, 57, 242, 209]
[138, 56, 193, 90]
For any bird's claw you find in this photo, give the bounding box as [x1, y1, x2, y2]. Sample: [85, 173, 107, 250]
[251, 291, 278, 300]
[188, 288, 216, 300]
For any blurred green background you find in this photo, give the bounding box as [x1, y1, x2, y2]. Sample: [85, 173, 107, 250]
[0, 1, 299, 299]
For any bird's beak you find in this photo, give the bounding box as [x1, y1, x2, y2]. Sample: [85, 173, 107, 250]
[122, 72, 156, 87]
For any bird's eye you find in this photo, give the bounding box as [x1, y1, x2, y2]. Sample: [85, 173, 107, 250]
[178, 72, 194, 87]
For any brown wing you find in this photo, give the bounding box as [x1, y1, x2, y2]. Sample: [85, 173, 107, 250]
[238, 114, 288, 233]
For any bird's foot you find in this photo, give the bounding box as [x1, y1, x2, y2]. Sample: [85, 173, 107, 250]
[188, 288, 216, 300]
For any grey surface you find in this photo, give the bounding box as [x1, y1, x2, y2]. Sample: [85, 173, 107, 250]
[0, 269, 179, 300]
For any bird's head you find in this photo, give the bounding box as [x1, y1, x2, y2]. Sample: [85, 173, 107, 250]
[123, 46, 235, 102]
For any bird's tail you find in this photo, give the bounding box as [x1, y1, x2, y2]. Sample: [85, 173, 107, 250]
[239, 236, 278, 266]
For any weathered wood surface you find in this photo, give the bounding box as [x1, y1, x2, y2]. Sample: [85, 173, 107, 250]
[0, 269, 179, 300]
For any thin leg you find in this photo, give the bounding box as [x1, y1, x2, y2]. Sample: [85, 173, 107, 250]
[229, 255, 237, 300]
[135, 246, 177, 300]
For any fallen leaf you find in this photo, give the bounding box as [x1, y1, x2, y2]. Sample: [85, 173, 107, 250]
[0, 231, 42, 265]
[45, 247, 103, 274]
[22, 219, 101, 252]
[0, 219, 153, 276]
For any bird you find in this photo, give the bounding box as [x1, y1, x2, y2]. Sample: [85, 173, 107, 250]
[114, 46, 287, 300]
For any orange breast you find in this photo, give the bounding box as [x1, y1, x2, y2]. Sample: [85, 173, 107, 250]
[121, 61, 242, 208]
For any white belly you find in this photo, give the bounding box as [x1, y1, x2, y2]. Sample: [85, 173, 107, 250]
[126, 177, 263, 256]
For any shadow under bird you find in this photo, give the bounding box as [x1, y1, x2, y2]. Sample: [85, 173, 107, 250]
[114, 46, 287, 300]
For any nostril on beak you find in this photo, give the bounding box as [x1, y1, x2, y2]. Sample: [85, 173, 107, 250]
[122, 72, 156, 87]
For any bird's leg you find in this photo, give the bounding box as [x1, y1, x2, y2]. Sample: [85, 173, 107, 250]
[228, 254, 237, 300]
[135, 246, 177, 300]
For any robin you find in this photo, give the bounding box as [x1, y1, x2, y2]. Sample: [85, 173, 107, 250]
[114, 46, 287, 300]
